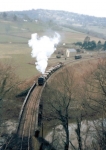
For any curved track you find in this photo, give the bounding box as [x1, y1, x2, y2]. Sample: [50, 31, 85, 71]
[3, 85, 45, 150]
[17, 86, 43, 150]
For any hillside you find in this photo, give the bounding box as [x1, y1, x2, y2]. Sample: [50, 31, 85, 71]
[1, 9, 106, 40]
[0, 9, 106, 79]
[0, 9, 106, 149]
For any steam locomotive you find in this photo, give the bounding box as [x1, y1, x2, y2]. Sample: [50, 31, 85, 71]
[38, 62, 63, 86]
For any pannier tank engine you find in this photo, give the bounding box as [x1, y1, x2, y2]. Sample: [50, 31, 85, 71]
[38, 62, 63, 86]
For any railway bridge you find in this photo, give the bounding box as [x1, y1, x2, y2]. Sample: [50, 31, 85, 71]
[2, 53, 104, 150]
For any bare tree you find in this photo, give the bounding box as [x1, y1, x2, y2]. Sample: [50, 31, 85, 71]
[42, 67, 83, 150]
[0, 62, 21, 99]
[2, 12, 7, 19]
[41, 59, 106, 150]
[81, 58, 106, 150]
[0, 62, 21, 135]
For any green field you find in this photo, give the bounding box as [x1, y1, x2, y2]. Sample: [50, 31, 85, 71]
[0, 43, 39, 79]
[86, 25, 106, 36]
[0, 19, 105, 80]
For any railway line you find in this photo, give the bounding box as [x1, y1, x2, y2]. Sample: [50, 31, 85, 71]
[2, 53, 106, 150]
[18, 86, 43, 150]
[3, 83, 45, 150]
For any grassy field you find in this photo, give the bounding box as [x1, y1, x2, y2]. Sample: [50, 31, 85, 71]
[86, 25, 106, 37]
[0, 43, 39, 79]
[0, 18, 105, 80]
[59, 30, 105, 43]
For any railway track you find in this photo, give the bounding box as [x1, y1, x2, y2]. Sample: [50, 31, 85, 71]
[3, 84, 45, 150]
[2, 53, 106, 150]
[18, 86, 43, 150]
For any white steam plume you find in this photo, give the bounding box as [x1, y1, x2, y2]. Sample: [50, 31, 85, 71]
[28, 33, 60, 74]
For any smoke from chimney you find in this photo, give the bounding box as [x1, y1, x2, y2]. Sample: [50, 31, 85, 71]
[28, 33, 60, 74]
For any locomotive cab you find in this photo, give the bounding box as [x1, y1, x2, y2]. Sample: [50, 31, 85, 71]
[38, 77, 45, 86]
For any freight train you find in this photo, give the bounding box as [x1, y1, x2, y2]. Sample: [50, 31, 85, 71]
[38, 62, 63, 86]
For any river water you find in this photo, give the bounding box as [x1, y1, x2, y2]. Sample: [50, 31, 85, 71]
[44, 119, 105, 150]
